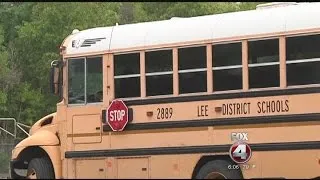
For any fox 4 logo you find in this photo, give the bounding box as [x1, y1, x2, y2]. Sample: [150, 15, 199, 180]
[231, 132, 248, 142]
[229, 141, 252, 164]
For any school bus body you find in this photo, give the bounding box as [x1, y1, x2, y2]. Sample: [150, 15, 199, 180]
[11, 89, 320, 178]
[10, 2, 320, 179]
[64, 89, 320, 178]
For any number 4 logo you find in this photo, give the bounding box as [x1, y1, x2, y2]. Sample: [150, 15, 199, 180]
[229, 141, 252, 164]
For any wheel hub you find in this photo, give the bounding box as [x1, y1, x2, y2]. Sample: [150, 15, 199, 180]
[204, 172, 227, 179]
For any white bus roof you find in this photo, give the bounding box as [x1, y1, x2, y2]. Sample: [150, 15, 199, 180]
[63, 2, 320, 56]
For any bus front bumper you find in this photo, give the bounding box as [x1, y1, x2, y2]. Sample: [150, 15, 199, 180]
[9, 159, 27, 179]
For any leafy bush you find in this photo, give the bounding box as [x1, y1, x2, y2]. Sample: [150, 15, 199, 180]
[0, 152, 10, 173]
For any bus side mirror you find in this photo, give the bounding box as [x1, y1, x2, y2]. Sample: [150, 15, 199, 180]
[50, 60, 63, 95]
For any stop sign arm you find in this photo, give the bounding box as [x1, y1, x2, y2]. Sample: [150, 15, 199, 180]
[128, 108, 133, 122]
[101, 109, 107, 123]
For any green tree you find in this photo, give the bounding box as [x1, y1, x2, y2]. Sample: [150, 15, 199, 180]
[8, 2, 121, 124]
[0, 152, 10, 173]
[130, 2, 262, 24]
[0, 3, 36, 123]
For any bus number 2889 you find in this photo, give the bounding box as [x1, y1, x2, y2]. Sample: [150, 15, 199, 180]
[157, 108, 173, 119]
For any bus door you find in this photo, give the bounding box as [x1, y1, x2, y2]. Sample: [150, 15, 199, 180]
[66, 56, 104, 144]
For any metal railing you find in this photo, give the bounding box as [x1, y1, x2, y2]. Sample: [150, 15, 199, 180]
[0, 118, 30, 139]
[0, 118, 31, 178]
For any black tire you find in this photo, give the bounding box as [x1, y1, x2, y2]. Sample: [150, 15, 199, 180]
[27, 157, 55, 179]
[195, 160, 243, 179]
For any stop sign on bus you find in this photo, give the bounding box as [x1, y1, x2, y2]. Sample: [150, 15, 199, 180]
[107, 100, 128, 131]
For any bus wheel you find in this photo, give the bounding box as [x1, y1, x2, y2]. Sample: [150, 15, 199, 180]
[195, 160, 243, 179]
[26, 157, 55, 179]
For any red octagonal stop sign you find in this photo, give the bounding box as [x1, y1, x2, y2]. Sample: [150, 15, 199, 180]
[107, 100, 128, 131]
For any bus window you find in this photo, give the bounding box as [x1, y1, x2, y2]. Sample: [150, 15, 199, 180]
[286, 34, 320, 86]
[146, 49, 173, 96]
[248, 38, 279, 89]
[68, 58, 85, 104]
[86, 57, 103, 103]
[114, 53, 141, 98]
[178, 46, 207, 94]
[213, 42, 242, 91]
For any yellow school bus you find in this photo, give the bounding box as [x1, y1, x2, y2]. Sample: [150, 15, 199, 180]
[9, 2, 320, 179]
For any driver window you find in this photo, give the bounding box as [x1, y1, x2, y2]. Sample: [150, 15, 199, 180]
[68, 56, 103, 104]
[68, 58, 85, 104]
[86, 57, 103, 103]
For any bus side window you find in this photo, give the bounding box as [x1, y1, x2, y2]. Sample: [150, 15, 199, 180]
[146, 49, 173, 96]
[68, 58, 85, 104]
[86, 56, 103, 103]
[286, 34, 320, 86]
[114, 53, 141, 98]
[213, 42, 242, 91]
[248, 38, 280, 89]
[178, 46, 207, 94]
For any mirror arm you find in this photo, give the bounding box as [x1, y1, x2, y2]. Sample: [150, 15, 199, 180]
[50, 59, 64, 95]
[51, 60, 64, 68]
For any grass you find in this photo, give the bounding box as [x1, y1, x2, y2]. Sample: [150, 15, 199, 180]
[0, 152, 10, 173]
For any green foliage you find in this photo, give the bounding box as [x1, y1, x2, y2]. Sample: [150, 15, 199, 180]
[0, 153, 9, 173]
[131, 2, 261, 23]
[0, 2, 262, 125]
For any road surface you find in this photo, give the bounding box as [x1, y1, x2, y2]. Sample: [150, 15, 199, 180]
[0, 173, 8, 179]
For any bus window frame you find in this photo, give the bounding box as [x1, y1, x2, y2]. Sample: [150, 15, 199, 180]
[247, 37, 281, 89]
[211, 41, 243, 92]
[66, 55, 104, 106]
[144, 48, 174, 97]
[177, 45, 208, 94]
[285, 33, 320, 87]
[113, 51, 141, 99]
[106, 31, 320, 102]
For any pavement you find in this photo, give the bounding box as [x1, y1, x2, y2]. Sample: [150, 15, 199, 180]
[0, 169, 27, 179]
[0, 173, 8, 179]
